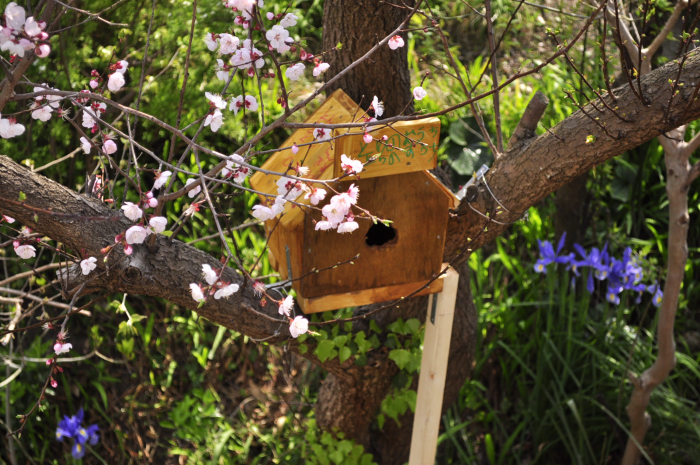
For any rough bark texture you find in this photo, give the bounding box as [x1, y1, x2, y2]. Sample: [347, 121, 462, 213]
[554, 173, 588, 249]
[322, 0, 415, 116]
[4, 43, 700, 465]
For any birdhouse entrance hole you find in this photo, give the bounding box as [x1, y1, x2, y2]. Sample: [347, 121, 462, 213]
[365, 222, 397, 247]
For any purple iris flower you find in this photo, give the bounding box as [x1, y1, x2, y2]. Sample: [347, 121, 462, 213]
[534, 232, 570, 273]
[647, 282, 664, 307]
[55, 408, 99, 460]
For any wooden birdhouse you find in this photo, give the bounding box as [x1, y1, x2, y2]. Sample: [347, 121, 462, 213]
[250, 90, 458, 313]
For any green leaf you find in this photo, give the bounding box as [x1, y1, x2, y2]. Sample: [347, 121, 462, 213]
[18, 191, 26, 202]
[389, 349, 412, 370]
[314, 340, 337, 363]
[339, 346, 352, 364]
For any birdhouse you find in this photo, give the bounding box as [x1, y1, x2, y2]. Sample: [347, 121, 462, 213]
[250, 90, 458, 313]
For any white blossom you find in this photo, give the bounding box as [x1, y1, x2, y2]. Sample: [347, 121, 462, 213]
[185, 178, 202, 198]
[125, 225, 148, 244]
[202, 264, 218, 285]
[14, 244, 36, 259]
[278, 295, 294, 317]
[214, 283, 239, 299]
[148, 216, 167, 234]
[285, 63, 305, 81]
[121, 202, 143, 221]
[190, 283, 205, 302]
[289, 315, 309, 338]
[80, 257, 97, 275]
[107, 72, 125, 92]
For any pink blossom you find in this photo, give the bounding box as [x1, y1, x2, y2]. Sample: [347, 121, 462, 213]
[5, 3, 26, 31]
[315, 220, 333, 231]
[305, 187, 327, 205]
[218, 33, 239, 54]
[313, 62, 330, 77]
[371, 96, 384, 117]
[214, 283, 239, 299]
[204, 109, 224, 132]
[291, 143, 299, 154]
[337, 221, 359, 234]
[79, 137, 91, 154]
[363, 133, 372, 144]
[289, 315, 309, 338]
[125, 225, 148, 244]
[103, 139, 117, 155]
[276, 176, 303, 200]
[185, 178, 202, 198]
[271, 195, 287, 215]
[413, 86, 427, 101]
[253, 280, 265, 296]
[285, 63, 305, 81]
[24, 16, 41, 36]
[347, 184, 359, 203]
[121, 202, 142, 221]
[14, 244, 36, 259]
[147, 196, 158, 208]
[204, 33, 219, 51]
[2, 215, 15, 223]
[153, 170, 171, 190]
[190, 283, 205, 302]
[80, 257, 97, 275]
[54, 342, 72, 355]
[313, 127, 331, 141]
[266, 25, 292, 54]
[31, 103, 52, 122]
[202, 264, 218, 285]
[148, 216, 167, 234]
[244, 95, 258, 111]
[266, 12, 274, 20]
[388, 35, 405, 50]
[123, 244, 133, 255]
[107, 72, 125, 92]
[51, 378, 58, 388]
[115, 60, 129, 73]
[340, 154, 363, 174]
[206, 92, 227, 109]
[280, 13, 298, 28]
[278, 295, 294, 317]
[0, 118, 25, 138]
[251, 204, 276, 221]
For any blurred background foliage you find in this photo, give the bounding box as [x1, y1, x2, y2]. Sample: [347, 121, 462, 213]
[1, 0, 700, 463]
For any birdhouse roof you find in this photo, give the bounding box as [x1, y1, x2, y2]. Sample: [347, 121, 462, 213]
[249, 89, 458, 228]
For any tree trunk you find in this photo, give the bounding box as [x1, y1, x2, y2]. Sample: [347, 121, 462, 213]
[322, 0, 414, 116]
[554, 173, 588, 249]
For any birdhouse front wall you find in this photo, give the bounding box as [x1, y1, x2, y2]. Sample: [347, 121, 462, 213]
[299, 171, 451, 299]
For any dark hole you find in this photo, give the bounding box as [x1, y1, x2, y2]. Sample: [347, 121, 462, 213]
[365, 222, 397, 247]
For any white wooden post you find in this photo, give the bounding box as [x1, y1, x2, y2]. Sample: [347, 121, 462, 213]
[409, 266, 460, 465]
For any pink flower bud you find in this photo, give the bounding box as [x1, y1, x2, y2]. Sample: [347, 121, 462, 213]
[266, 12, 274, 20]
[124, 244, 133, 255]
[89, 79, 98, 89]
[50, 378, 57, 388]
[381, 135, 388, 141]
[291, 143, 299, 154]
[363, 133, 372, 144]
[147, 197, 158, 208]
[35, 44, 50, 58]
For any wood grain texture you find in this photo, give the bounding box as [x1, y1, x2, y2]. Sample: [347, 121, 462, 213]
[409, 266, 459, 465]
[298, 276, 444, 314]
[300, 171, 450, 299]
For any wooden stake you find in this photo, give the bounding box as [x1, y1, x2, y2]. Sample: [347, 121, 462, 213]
[409, 266, 460, 465]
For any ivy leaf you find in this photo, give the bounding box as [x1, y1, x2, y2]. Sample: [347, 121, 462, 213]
[389, 349, 412, 370]
[339, 346, 352, 364]
[314, 340, 337, 363]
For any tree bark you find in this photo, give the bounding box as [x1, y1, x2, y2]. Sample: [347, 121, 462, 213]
[3, 42, 700, 465]
[322, 0, 414, 116]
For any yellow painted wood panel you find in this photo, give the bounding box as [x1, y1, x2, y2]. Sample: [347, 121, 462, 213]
[334, 118, 441, 179]
[249, 89, 360, 228]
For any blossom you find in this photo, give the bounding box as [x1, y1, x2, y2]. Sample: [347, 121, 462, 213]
[215, 59, 230, 81]
[14, 244, 36, 259]
[31, 103, 52, 121]
[81, 109, 96, 129]
[80, 257, 97, 275]
[54, 341, 72, 355]
[315, 220, 333, 231]
[280, 12, 298, 28]
[338, 221, 359, 234]
[0, 118, 25, 138]
[244, 95, 258, 111]
[35, 44, 51, 58]
[266, 25, 292, 53]
[218, 33, 239, 54]
[313, 127, 331, 141]
[115, 60, 128, 74]
[202, 264, 218, 285]
[204, 109, 224, 132]
[24, 16, 41, 36]
[222, 154, 250, 184]
[279, 295, 294, 317]
[185, 178, 202, 198]
[289, 315, 309, 338]
[251, 204, 276, 221]
[370, 96, 384, 117]
[285, 63, 305, 81]
[190, 283, 205, 302]
[5, 3, 25, 31]
[291, 143, 299, 154]
[125, 225, 148, 244]
[214, 283, 239, 299]
[121, 202, 143, 221]
[388, 35, 405, 50]
[103, 139, 117, 155]
[148, 216, 167, 234]
[313, 62, 330, 77]
[206, 92, 227, 110]
[413, 86, 427, 101]
[204, 32, 219, 51]
[80, 137, 92, 154]
[363, 132, 373, 144]
[276, 176, 303, 200]
[145, 191, 158, 208]
[2, 215, 15, 223]
[253, 280, 265, 296]
[107, 72, 125, 92]
[153, 170, 171, 190]
[305, 187, 327, 205]
[340, 154, 363, 174]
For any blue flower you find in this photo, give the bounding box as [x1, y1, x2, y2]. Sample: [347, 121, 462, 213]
[72, 442, 86, 459]
[647, 283, 663, 307]
[606, 284, 623, 305]
[534, 232, 570, 273]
